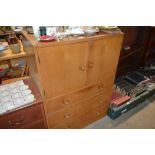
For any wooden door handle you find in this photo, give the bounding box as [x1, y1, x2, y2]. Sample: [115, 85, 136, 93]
[98, 84, 104, 90]
[88, 61, 94, 69]
[79, 65, 86, 71]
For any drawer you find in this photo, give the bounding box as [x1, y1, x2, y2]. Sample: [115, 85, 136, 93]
[22, 119, 46, 129]
[53, 104, 108, 129]
[0, 104, 43, 129]
[46, 83, 105, 113]
[85, 83, 105, 98]
[48, 93, 110, 128]
[46, 88, 86, 113]
[68, 104, 108, 128]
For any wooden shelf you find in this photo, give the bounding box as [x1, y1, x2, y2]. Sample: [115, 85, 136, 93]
[0, 41, 26, 61]
[119, 47, 143, 61]
[2, 76, 29, 84]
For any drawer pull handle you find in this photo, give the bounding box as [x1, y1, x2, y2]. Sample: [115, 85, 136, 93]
[96, 112, 100, 116]
[65, 114, 70, 119]
[98, 100, 103, 104]
[63, 99, 70, 105]
[8, 115, 25, 126]
[79, 65, 86, 71]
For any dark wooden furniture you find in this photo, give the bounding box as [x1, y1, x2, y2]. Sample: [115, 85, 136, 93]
[116, 26, 149, 77]
[0, 78, 47, 129]
[141, 26, 155, 66]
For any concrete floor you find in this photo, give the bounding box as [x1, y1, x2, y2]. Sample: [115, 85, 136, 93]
[85, 95, 155, 129]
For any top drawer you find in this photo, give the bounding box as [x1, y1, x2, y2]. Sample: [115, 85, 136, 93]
[0, 104, 43, 129]
[46, 82, 105, 114]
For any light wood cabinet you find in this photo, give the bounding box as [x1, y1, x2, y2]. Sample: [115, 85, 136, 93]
[22, 31, 123, 128]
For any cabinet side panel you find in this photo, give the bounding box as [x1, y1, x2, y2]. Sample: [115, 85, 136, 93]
[102, 35, 123, 89]
[22, 37, 43, 95]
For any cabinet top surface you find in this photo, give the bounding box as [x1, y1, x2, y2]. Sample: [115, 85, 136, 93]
[22, 30, 123, 48]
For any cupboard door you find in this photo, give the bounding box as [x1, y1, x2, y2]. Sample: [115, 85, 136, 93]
[87, 36, 123, 87]
[37, 42, 88, 99]
[37, 46, 65, 99]
[63, 42, 88, 92]
[87, 39, 106, 84]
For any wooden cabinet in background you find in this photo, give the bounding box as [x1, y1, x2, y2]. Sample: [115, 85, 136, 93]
[22, 31, 123, 128]
[141, 26, 155, 66]
[117, 26, 149, 77]
[0, 78, 47, 129]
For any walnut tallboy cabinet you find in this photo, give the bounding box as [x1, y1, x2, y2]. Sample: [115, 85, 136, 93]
[22, 31, 123, 128]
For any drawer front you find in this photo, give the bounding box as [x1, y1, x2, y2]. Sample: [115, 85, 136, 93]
[46, 82, 105, 113]
[48, 93, 110, 128]
[67, 104, 108, 128]
[22, 119, 46, 129]
[46, 88, 86, 113]
[53, 104, 108, 129]
[0, 104, 43, 129]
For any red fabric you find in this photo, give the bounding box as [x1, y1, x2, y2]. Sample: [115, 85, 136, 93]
[0, 68, 4, 72]
[39, 35, 55, 41]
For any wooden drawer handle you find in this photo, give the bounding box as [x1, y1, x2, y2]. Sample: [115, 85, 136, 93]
[63, 99, 70, 105]
[98, 99, 103, 104]
[8, 115, 25, 126]
[65, 114, 70, 119]
[79, 65, 86, 71]
[96, 111, 100, 116]
[98, 84, 104, 90]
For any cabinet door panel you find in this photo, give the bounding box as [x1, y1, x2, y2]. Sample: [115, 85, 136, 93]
[63, 42, 88, 92]
[37, 46, 65, 98]
[87, 39, 106, 84]
[87, 36, 123, 88]
[37, 42, 88, 99]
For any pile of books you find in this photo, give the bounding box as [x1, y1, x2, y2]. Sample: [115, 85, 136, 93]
[108, 68, 155, 119]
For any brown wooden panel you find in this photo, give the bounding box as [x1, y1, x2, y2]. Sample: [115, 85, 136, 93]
[46, 88, 86, 113]
[116, 50, 142, 77]
[22, 119, 46, 129]
[46, 83, 106, 113]
[63, 42, 88, 92]
[38, 42, 88, 99]
[0, 104, 43, 129]
[53, 104, 108, 129]
[48, 92, 110, 128]
[119, 26, 139, 46]
[37, 46, 65, 99]
[87, 39, 106, 84]
[116, 26, 149, 77]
